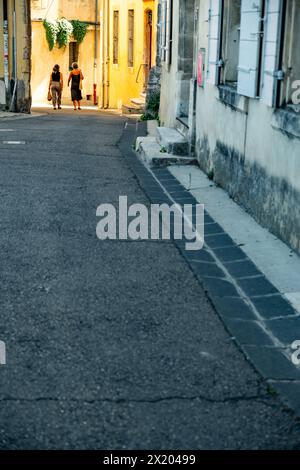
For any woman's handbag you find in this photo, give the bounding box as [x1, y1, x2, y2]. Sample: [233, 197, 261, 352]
[47, 89, 52, 101]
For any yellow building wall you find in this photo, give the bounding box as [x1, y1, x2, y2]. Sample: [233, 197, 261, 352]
[31, 0, 100, 105]
[107, 0, 157, 109]
[31, 0, 95, 23]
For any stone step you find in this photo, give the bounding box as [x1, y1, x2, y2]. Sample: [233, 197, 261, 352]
[156, 127, 189, 156]
[122, 103, 144, 115]
[131, 97, 146, 106]
[136, 136, 195, 169]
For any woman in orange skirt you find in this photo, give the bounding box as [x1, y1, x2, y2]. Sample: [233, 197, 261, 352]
[68, 62, 84, 110]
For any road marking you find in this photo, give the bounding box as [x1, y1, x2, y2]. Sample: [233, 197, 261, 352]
[0, 129, 15, 132]
[2, 141, 25, 145]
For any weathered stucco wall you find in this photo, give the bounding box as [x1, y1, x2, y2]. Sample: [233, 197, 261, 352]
[31, 0, 95, 22]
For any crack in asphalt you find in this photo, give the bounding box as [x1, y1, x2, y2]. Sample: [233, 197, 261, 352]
[0, 394, 271, 405]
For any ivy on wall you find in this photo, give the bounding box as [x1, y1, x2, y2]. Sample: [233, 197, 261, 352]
[57, 19, 74, 48]
[43, 19, 88, 51]
[71, 20, 88, 44]
[43, 19, 60, 51]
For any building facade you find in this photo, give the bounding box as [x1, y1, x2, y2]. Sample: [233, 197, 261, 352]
[159, 0, 300, 254]
[99, 0, 158, 110]
[31, 0, 101, 106]
[0, 0, 31, 112]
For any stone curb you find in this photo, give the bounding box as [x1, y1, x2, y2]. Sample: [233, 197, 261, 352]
[119, 118, 300, 418]
[0, 112, 46, 121]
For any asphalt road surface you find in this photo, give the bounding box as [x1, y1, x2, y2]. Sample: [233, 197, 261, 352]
[0, 108, 299, 449]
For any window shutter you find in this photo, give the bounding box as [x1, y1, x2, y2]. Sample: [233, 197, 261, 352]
[237, 0, 262, 98]
[165, 0, 173, 65]
[128, 10, 134, 67]
[160, 0, 172, 65]
[207, 0, 221, 85]
[261, 0, 283, 107]
[113, 11, 119, 64]
[160, 0, 167, 62]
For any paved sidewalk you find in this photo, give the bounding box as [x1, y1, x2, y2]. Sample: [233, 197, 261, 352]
[135, 121, 300, 418]
[169, 166, 300, 313]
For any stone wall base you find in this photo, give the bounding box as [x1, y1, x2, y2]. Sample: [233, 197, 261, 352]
[196, 135, 300, 255]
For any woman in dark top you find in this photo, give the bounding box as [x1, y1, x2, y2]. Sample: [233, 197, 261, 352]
[68, 62, 84, 110]
[49, 64, 63, 110]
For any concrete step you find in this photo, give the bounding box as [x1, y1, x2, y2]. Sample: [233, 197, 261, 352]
[122, 103, 144, 115]
[136, 136, 195, 169]
[156, 127, 189, 156]
[131, 97, 145, 106]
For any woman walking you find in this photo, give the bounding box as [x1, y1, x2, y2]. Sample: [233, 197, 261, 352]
[68, 62, 84, 110]
[49, 64, 63, 110]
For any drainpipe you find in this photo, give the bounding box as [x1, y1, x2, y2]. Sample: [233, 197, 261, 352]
[93, 0, 98, 106]
[100, 0, 105, 108]
[104, 0, 110, 108]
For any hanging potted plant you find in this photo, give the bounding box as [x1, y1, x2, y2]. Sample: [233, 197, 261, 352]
[43, 19, 60, 51]
[71, 20, 88, 44]
[56, 18, 74, 48]
[43, 18, 88, 50]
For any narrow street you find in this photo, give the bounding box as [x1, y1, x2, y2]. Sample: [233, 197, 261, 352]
[0, 109, 299, 449]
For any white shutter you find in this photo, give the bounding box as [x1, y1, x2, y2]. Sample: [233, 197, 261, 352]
[160, 0, 167, 62]
[160, 0, 172, 65]
[237, 0, 262, 97]
[207, 0, 221, 85]
[261, 0, 283, 107]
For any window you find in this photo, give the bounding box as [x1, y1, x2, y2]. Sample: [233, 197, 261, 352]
[220, 0, 241, 87]
[207, 0, 293, 106]
[69, 42, 79, 70]
[278, 0, 300, 108]
[128, 9, 134, 67]
[113, 10, 119, 65]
